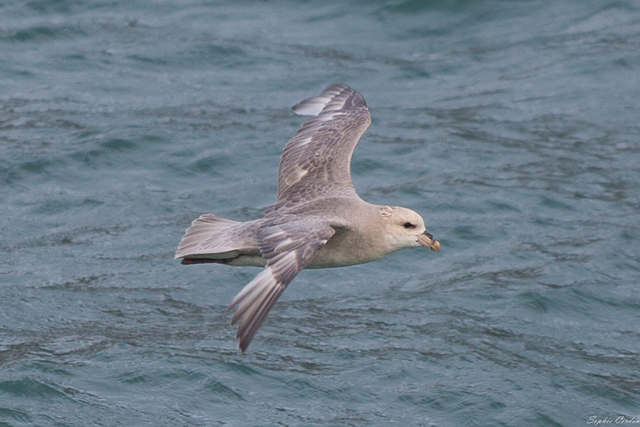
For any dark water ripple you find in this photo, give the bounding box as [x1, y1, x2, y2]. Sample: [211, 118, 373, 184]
[1, 0, 640, 426]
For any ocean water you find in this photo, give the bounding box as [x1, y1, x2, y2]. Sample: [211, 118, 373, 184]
[1, 0, 639, 425]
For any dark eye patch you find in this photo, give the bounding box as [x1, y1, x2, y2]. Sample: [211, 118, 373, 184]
[403, 222, 416, 229]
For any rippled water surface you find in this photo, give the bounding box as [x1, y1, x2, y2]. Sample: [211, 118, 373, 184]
[1, 0, 640, 426]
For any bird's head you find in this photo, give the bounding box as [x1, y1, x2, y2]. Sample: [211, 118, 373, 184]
[380, 205, 440, 252]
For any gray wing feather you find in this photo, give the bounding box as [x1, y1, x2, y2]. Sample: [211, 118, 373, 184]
[229, 217, 335, 352]
[275, 83, 371, 205]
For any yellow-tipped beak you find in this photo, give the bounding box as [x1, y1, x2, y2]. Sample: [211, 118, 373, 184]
[418, 231, 441, 251]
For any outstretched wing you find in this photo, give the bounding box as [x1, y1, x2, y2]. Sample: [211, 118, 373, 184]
[275, 83, 371, 204]
[229, 216, 335, 352]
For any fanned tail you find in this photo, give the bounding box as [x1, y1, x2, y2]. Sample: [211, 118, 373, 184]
[175, 214, 260, 263]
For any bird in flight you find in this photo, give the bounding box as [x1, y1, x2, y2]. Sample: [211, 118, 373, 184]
[176, 83, 440, 352]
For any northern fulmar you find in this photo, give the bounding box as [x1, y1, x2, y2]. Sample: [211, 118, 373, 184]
[176, 83, 440, 352]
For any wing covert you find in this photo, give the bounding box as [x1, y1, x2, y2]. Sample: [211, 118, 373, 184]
[229, 216, 335, 352]
[275, 83, 371, 204]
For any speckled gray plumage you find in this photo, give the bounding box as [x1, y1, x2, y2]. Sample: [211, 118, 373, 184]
[273, 83, 370, 206]
[176, 84, 440, 352]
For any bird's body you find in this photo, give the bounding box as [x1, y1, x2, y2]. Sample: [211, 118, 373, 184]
[176, 84, 440, 352]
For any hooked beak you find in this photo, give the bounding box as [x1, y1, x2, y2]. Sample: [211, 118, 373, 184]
[417, 231, 441, 251]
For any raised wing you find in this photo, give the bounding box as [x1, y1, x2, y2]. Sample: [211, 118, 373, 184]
[275, 83, 371, 204]
[229, 216, 335, 352]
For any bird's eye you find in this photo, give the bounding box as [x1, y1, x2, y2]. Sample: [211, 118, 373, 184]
[403, 222, 416, 229]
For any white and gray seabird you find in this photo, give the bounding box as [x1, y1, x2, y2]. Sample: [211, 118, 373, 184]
[176, 83, 440, 352]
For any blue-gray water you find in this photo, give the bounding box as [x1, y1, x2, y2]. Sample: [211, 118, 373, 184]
[1, 0, 639, 426]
